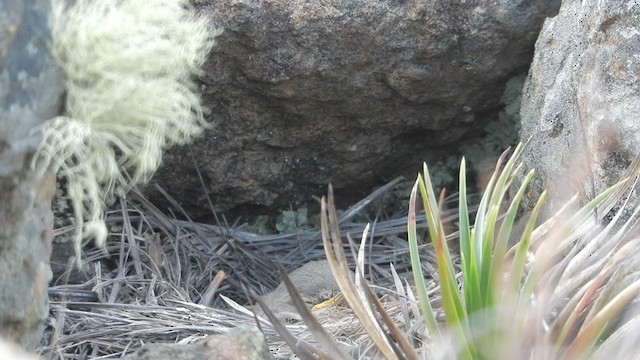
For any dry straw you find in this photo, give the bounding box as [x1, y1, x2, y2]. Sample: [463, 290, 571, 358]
[41, 179, 451, 359]
[41, 150, 640, 359]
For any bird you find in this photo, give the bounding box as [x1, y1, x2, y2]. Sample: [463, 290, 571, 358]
[251, 260, 342, 322]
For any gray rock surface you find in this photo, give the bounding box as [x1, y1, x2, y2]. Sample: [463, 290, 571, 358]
[149, 0, 560, 219]
[122, 327, 273, 360]
[0, 0, 63, 349]
[519, 0, 640, 216]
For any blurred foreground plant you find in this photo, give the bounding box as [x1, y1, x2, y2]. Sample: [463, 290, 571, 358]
[409, 143, 640, 359]
[315, 143, 640, 359]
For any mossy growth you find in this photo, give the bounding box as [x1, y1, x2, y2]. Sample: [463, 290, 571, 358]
[276, 208, 311, 234]
[248, 207, 315, 235]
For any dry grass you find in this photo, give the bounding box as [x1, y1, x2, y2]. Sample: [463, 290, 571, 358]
[40, 154, 640, 359]
[40, 178, 462, 359]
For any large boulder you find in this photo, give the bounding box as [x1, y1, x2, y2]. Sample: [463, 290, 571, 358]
[0, 0, 63, 349]
[149, 0, 561, 219]
[519, 0, 640, 216]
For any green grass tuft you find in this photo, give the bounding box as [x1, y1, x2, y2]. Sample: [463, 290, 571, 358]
[407, 143, 639, 359]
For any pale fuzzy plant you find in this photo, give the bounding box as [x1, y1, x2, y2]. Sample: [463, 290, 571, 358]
[32, 0, 221, 264]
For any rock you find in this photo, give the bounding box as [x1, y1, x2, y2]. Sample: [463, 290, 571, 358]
[0, 0, 63, 349]
[122, 327, 273, 360]
[519, 0, 640, 216]
[148, 0, 561, 219]
[0, 338, 39, 360]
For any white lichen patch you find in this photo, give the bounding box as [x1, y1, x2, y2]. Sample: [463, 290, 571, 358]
[32, 0, 222, 264]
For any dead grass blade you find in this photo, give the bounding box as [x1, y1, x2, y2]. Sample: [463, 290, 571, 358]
[364, 278, 419, 360]
[247, 284, 329, 360]
[43, 175, 462, 359]
[200, 270, 226, 306]
[275, 261, 353, 360]
[322, 185, 399, 359]
[355, 227, 405, 359]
